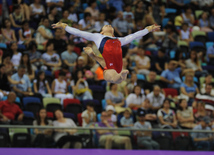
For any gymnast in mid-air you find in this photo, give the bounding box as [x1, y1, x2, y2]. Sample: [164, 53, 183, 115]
[52, 22, 160, 84]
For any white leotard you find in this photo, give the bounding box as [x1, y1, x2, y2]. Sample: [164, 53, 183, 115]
[65, 26, 149, 48]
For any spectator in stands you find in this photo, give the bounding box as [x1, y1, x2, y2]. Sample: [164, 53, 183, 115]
[61, 41, 78, 73]
[11, 65, 33, 99]
[201, 83, 214, 96]
[50, 28, 67, 54]
[53, 109, 82, 149]
[19, 53, 35, 81]
[160, 60, 183, 90]
[126, 85, 146, 110]
[209, 8, 214, 30]
[46, 0, 64, 19]
[147, 85, 165, 112]
[148, 0, 165, 25]
[73, 56, 87, 73]
[71, 69, 93, 101]
[112, 11, 131, 37]
[52, 71, 73, 104]
[60, 10, 72, 27]
[191, 0, 213, 10]
[162, 24, 178, 52]
[9, 5, 24, 28]
[14, 0, 30, 21]
[194, 101, 208, 123]
[10, 42, 22, 69]
[78, 12, 95, 31]
[191, 116, 213, 151]
[105, 83, 125, 114]
[1, 19, 16, 44]
[95, 111, 132, 149]
[33, 108, 54, 148]
[180, 72, 200, 104]
[41, 40, 62, 71]
[48, 6, 58, 26]
[123, 5, 135, 31]
[94, 12, 109, 32]
[157, 98, 178, 129]
[85, 0, 100, 21]
[206, 43, 214, 65]
[0, 64, 22, 92]
[143, 71, 160, 95]
[134, 109, 159, 150]
[185, 50, 207, 78]
[179, 23, 193, 44]
[140, 98, 158, 127]
[177, 99, 197, 129]
[36, 17, 53, 47]
[127, 72, 138, 94]
[81, 102, 96, 127]
[0, 0, 11, 24]
[30, 0, 46, 29]
[106, 105, 117, 125]
[2, 54, 13, 74]
[154, 48, 168, 74]
[134, 0, 146, 21]
[0, 92, 23, 123]
[27, 41, 42, 70]
[33, 71, 52, 98]
[68, 5, 78, 23]
[120, 108, 134, 128]
[134, 46, 150, 75]
[198, 12, 213, 32]
[174, 48, 187, 68]
[18, 20, 34, 46]
[181, 6, 195, 27]
[142, 14, 157, 29]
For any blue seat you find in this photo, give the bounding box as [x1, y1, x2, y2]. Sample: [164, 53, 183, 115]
[63, 112, 75, 121]
[82, 99, 100, 109]
[165, 8, 177, 14]
[97, 113, 101, 122]
[189, 41, 204, 49]
[137, 74, 145, 80]
[169, 50, 176, 59]
[162, 18, 170, 28]
[0, 43, 7, 49]
[207, 32, 214, 41]
[184, 0, 191, 4]
[82, 3, 88, 10]
[23, 111, 34, 118]
[79, 13, 84, 20]
[23, 97, 41, 108]
[102, 99, 106, 110]
[206, 42, 214, 49]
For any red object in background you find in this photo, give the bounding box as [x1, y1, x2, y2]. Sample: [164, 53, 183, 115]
[163, 88, 178, 98]
[74, 47, 81, 56]
[77, 113, 82, 126]
[0, 49, 3, 56]
[63, 98, 81, 110]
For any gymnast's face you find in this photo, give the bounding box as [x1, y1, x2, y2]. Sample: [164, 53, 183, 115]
[100, 25, 114, 35]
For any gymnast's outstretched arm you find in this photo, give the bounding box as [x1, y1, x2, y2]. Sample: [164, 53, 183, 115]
[119, 24, 161, 46]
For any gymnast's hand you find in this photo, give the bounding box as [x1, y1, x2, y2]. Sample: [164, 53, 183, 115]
[146, 24, 161, 32]
[52, 22, 68, 29]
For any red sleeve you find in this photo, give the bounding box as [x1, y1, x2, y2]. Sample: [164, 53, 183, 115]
[0, 101, 5, 111]
[16, 105, 23, 115]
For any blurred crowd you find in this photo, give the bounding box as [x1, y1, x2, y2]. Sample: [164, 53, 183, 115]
[0, 0, 214, 151]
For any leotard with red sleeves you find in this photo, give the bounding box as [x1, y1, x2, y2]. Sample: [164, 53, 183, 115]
[65, 26, 149, 73]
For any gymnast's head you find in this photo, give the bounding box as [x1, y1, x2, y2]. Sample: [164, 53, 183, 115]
[100, 25, 114, 36]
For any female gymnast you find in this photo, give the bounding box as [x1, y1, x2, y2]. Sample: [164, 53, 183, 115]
[52, 22, 160, 84]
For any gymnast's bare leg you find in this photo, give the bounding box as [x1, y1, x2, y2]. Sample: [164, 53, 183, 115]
[83, 47, 129, 84]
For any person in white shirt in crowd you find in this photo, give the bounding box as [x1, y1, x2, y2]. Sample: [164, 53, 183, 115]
[126, 85, 146, 111]
[94, 12, 109, 32]
[67, 5, 78, 22]
[81, 102, 96, 127]
[51, 71, 73, 104]
[106, 105, 117, 126]
[33, 71, 52, 98]
[10, 42, 22, 69]
[147, 85, 165, 112]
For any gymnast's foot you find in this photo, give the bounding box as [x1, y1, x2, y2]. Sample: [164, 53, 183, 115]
[83, 47, 96, 57]
[121, 70, 129, 81]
